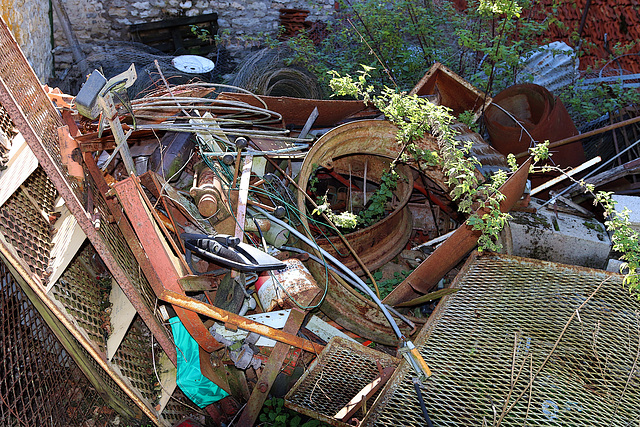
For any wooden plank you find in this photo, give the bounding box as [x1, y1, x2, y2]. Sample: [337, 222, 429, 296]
[106, 278, 137, 361]
[129, 13, 218, 32]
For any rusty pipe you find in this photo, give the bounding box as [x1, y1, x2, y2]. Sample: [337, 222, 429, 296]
[159, 289, 324, 354]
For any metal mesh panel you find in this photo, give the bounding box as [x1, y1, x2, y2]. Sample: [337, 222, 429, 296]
[0, 167, 56, 279]
[87, 175, 159, 315]
[0, 259, 128, 426]
[50, 243, 110, 352]
[0, 14, 171, 366]
[112, 317, 161, 404]
[0, 25, 65, 171]
[0, 103, 15, 136]
[365, 253, 640, 427]
[285, 337, 399, 426]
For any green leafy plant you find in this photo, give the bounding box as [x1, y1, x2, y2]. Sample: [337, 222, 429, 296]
[595, 193, 640, 294]
[258, 398, 326, 427]
[329, 66, 516, 252]
[313, 196, 359, 230]
[365, 269, 411, 298]
[358, 169, 399, 227]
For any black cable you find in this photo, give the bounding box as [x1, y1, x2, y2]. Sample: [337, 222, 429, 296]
[412, 377, 434, 427]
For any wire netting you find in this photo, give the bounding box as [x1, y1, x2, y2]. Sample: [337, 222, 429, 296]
[365, 253, 640, 427]
[0, 259, 131, 426]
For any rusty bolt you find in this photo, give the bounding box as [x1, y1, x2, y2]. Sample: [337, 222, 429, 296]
[257, 382, 268, 393]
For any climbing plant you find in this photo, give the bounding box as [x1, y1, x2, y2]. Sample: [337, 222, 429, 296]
[329, 66, 511, 252]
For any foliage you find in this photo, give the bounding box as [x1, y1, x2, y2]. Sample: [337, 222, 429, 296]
[594, 193, 640, 295]
[458, 110, 478, 132]
[456, 0, 556, 94]
[313, 196, 358, 230]
[358, 169, 399, 227]
[366, 269, 411, 299]
[258, 398, 326, 427]
[558, 80, 640, 125]
[330, 66, 515, 252]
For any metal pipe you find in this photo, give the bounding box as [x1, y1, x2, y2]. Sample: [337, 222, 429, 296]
[543, 136, 640, 207]
[159, 289, 323, 353]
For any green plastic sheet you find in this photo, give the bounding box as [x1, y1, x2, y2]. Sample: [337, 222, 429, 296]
[169, 317, 228, 407]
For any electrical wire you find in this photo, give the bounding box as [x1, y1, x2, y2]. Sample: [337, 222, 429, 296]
[255, 207, 404, 340]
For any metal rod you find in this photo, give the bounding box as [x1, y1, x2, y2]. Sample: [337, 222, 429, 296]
[544, 136, 640, 207]
[515, 115, 640, 159]
[159, 289, 323, 353]
[530, 156, 601, 196]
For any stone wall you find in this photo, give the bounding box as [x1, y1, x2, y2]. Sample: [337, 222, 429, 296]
[52, 0, 335, 82]
[1, 0, 54, 82]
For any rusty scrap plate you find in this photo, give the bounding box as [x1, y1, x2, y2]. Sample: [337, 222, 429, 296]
[410, 62, 491, 121]
[216, 92, 374, 127]
[285, 337, 399, 426]
[364, 253, 640, 426]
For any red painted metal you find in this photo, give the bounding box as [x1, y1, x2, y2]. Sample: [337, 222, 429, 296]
[485, 84, 584, 169]
[216, 92, 375, 128]
[113, 177, 222, 352]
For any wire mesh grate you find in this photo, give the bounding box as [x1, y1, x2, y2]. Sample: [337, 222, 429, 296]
[50, 243, 111, 353]
[0, 167, 56, 279]
[112, 317, 161, 404]
[286, 337, 399, 426]
[0, 258, 133, 426]
[365, 253, 640, 427]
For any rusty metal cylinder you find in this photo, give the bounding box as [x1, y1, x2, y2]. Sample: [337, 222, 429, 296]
[255, 258, 319, 311]
[485, 83, 584, 168]
[191, 168, 224, 218]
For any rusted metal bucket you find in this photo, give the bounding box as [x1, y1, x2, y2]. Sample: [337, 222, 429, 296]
[485, 83, 584, 168]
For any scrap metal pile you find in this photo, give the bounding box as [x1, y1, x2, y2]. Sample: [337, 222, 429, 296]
[3, 16, 640, 426]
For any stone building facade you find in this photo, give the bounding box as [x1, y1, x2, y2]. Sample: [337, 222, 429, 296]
[52, 0, 335, 80]
[1, 0, 54, 82]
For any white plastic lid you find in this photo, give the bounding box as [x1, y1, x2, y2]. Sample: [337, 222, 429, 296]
[171, 55, 215, 74]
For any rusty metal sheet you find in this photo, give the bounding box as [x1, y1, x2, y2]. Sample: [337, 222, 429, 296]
[216, 92, 375, 127]
[383, 157, 532, 306]
[410, 62, 491, 121]
[113, 177, 222, 352]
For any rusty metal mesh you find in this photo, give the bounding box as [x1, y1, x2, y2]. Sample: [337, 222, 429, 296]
[50, 243, 112, 353]
[285, 337, 399, 426]
[0, 167, 57, 279]
[364, 253, 640, 427]
[0, 259, 133, 426]
[0, 16, 165, 332]
[112, 317, 161, 404]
